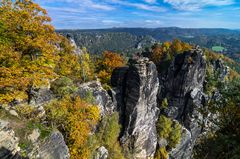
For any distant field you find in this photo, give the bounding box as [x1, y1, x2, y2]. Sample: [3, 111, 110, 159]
[212, 46, 225, 52]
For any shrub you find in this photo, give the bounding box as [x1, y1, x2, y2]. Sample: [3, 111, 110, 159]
[157, 115, 173, 139]
[100, 113, 124, 159]
[50, 77, 78, 97]
[161, 98, 168, 109]
[89, 112, 125, 159]
[82, 91, 95, 104]
[156, 115, 182, 149]
[154, 147, 168, 159]
[168, 121, 182, 148]
[15, 104, 38, 120]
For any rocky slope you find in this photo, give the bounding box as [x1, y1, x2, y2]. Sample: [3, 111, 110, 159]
[0, 46, 232, 159]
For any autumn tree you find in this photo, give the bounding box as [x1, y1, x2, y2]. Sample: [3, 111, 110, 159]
[96, 51, 126, 86]
[171, 39, 191, 54]
[55, 37, 95, 82]
[0, 0, 94, 103]
[45, 95, 100, 159]
[149, 40, 192, 72]
[0, 0, 61, 103]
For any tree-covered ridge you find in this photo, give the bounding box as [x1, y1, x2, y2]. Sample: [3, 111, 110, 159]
[58, 27, 240, 61]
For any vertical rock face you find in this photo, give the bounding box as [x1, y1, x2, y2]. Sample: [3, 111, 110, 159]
[113, 58, 159, 159]
[158, 48, 207, 159]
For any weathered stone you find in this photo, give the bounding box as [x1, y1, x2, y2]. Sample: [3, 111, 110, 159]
[169, 126, 192, 159]
[114, 57, 159, 159]
[67, 35, 82, 55]
[28, 129, 40, 143]
[111, 67, 129, 118]
[94, 146, 108, 159]
[77, 81, 115, 115]
[28, 87, 53, 106]
[9, 110, 19, 117]
[30, 131, 70, 159]
[158, 48, 207, 159]
[0, 120, 20, 158]
[211, 59, 230, 81]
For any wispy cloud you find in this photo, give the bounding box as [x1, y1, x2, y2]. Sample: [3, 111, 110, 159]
[164, 0, 234, 11]
[144, 0, 157, 4]
[37, 0, 115, 11]
[35, 0, 240, 29]
[111, 0, 166, 12]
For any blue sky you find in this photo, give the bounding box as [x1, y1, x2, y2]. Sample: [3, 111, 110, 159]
[35, 0, 240, 29]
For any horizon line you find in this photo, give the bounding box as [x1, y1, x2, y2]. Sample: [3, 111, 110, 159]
[55, 27, 240, 31]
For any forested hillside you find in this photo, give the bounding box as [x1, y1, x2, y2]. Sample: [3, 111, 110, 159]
[0, 1, 240, 159]
[58, 28, 240, 61]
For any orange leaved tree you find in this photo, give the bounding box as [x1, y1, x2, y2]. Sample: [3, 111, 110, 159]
[96, 51, 126, 87]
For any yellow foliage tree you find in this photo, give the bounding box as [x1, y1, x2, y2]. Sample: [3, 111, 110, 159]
[45, 95, 100, 159]
[0, 0, 95, 103]
[56, 38, 95, 82]
[149, 40, 192, 67]
[0, 0, 61, 103]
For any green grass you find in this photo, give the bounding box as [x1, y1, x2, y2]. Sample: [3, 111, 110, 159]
[212, 46, 225, 52]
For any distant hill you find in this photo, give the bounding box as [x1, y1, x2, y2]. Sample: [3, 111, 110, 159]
[58, 27, 240, 60]
[58, 30, 156, 55]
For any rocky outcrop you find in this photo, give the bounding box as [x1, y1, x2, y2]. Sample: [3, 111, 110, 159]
[28, 86, 53, 106]
[67, 35, 82, 55]
[94, 146, 108, 159]
[30, 131, 70, 159]
[0, 120, 21, 158]
[78, 81, 115, 115]
[211, 59, 230, 81]
[112, 57, 159, 159]
[158, 47, 207, 159]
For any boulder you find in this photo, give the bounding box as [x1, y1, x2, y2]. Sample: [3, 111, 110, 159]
[28, 86, 53, 106]
[94, 146, 108, 159]
[30, 131, 70, 159]
[77, 81, 115, 116]
[0, 120, 21, 158]
[28, 129, 40, 143]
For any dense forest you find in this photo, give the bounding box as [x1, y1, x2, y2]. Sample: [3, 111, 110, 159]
[58, 28, 240, 61]
[0, 1, 240, 159]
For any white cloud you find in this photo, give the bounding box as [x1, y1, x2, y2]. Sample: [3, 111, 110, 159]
[164, 0, 234, 11]
[38, 0, 115, 11]
[111, 0, 166, 12]
[144, 0, 157, 4]
[102, 20, 122, 24]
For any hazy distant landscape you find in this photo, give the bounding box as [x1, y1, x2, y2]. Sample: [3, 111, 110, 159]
[59, 27, 240, 61]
